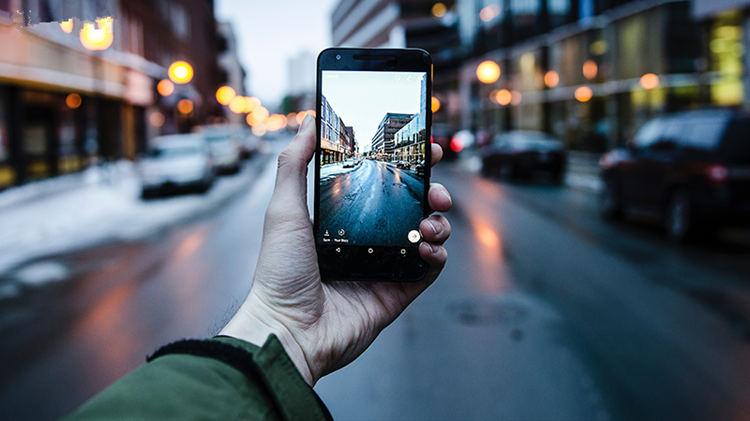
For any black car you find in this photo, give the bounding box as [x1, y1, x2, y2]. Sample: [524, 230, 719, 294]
[480, 131, 566, 182]
[599, 109, 750, 241]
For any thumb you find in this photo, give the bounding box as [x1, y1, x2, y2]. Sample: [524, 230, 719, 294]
[267, 116, 316, 221]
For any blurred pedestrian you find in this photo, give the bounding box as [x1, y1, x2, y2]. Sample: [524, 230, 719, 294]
[67, 116, 452, 420]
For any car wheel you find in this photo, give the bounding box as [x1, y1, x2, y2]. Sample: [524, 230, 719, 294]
[600, 180, 623, 220]
[665, 191, 692, 242]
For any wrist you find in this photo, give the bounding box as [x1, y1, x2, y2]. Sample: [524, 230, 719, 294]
[220, 297, 315, 385]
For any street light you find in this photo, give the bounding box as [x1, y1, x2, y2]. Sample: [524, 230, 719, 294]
[60, 18, 74, 33]
[431, 2, 447, 18]
[216, 86, 236, 105]
[177, 99, 194, 115]
[476, 60, 501, 84]
[168, 61, 194, 85]
[582, 60, 598, 80]
[431, 96, 441, 113]
[494, 89, 512, 106]
[575, 86, 594, 103]
[65, 93, 82, 109]
[640, 73, 660, 90]
[544, 70, 560, 88]
[157, 79, 175, 97]
[79, 17, 114, 51]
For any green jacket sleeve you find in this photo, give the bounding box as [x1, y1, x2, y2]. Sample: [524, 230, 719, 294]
[66, 335, 331, 421]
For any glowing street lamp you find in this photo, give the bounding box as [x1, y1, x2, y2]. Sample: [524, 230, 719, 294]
[431, 96, 441, 113]
[168, 61, 194, 85]
[431, 2, 447, 17]
[494, 89, 512, 106]
[640, 73, 660, 90]
[79, 17, 114, 51]
[575, 86, 594, 103]
[216, 86, 236, 105]
[157, 79, 175, 97]
[476, 60, 501, 84]
[177, 99, 194, 115]
[60, 18, 74, 33]
[65, 93, 82, 109]
[544, 70, 560, 88]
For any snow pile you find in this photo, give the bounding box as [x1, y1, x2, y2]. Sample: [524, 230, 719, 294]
[0, 161, 260, 275]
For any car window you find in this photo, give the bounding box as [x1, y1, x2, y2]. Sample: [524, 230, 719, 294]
[633, 119, 664, 149]
[680, 116, 727, 151]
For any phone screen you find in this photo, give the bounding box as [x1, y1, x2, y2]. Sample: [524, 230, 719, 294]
[317, 70, 428, 249]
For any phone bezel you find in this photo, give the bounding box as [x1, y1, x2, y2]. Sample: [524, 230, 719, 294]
[314, 47, 433, 282]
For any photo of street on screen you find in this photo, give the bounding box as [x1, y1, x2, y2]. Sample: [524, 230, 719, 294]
[319, 70, 428, 247]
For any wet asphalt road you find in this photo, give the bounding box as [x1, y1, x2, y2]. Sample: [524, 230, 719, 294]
[320, 159, 423, 246]
[1, 138, 750, 420]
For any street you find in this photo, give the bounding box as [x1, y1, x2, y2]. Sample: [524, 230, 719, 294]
[1, 137, 750, 420]
[320, 159, 423, 245]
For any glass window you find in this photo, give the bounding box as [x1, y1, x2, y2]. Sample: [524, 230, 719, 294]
[633, 118, 663, 149]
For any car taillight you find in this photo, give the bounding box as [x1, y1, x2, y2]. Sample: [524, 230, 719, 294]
[706, 164, 729, 183]
[449, 137, 464, 153]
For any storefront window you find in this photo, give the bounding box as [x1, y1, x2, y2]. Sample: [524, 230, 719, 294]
[710, 11, 744, 106]
[0, 91, 14, 188]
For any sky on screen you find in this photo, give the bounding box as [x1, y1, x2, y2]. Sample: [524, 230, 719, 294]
[322, 71, 425, 153]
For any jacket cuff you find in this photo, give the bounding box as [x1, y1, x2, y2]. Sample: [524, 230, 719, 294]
[213, 335, 331, 421]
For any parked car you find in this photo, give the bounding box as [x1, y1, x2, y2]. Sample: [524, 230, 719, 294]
[599, 109, 750, 241]
[480, 131, 566, 182]
[139, 134, 214, 198]
[199, 125, 242, 175]
[342, 160, 356, 169]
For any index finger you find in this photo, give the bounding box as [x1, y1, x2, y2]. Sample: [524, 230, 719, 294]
[430, 143, 443, 167]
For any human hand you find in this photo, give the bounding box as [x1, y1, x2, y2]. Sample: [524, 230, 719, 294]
[220, 117, 452, 385]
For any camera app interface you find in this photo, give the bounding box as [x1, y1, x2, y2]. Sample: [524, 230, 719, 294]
[319, 70, 428, 248]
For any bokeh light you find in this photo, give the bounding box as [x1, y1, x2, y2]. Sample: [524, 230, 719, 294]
[575, 86, 594, 103]
[168, 61, 194, 85]
[157, 79, 175, 97]
[215, 86, 236, 105]
[65, 93, 82, 109]
[476, 60, 501, 84]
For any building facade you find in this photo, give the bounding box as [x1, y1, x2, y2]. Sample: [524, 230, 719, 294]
[454, 0, 711, 153]
[216, 20, 249, 125]
[371, 112, 414, 159]
[0, 0, 224, 189]
[320, 95, 354, 164]
[393, 73, 427, 163]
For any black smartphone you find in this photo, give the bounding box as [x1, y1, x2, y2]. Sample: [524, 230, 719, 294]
[314, 48, 432, 282]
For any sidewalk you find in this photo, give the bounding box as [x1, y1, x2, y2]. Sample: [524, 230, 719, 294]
[0, 157, 268, 280]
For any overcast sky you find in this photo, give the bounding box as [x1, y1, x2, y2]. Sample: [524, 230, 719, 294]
[215, 0, 337, 106]
[323, 71, 426, 153]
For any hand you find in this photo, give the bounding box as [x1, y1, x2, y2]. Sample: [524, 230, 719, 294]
[220, 117, 452, 385]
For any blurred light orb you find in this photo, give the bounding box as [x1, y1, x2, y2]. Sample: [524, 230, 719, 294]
[544, 70, 560, 88]
[494, 89, 512, 106]
[65, 93, 82, 109]
[431, 96, 441, 113]
[168, 61, 194, 85]
[60, 19, 74, 33]
[215, 86, 236, 105]
[640, 73, 660, 90]
[149, 111, 166, 128]
[476, 60, 501, 84]
[479, 4, 500, 22]
[79, 17, 114, 51]
[177, 99, 194, 115]
[157, 79, 175, 97]
[266, 114, 288, 131]
[582, 60, 598, 80]
[575, 86, 594, 103]
[229, 96, 249, 114]
[254, 106, 270, 122]
[252, 125, 267, 137]
[432, 2, 447, 17]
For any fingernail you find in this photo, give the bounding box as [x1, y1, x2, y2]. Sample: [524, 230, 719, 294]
[426, 219, 438, 235]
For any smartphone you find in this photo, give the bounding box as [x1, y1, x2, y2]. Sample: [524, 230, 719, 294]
[314, 48, 432, 282]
